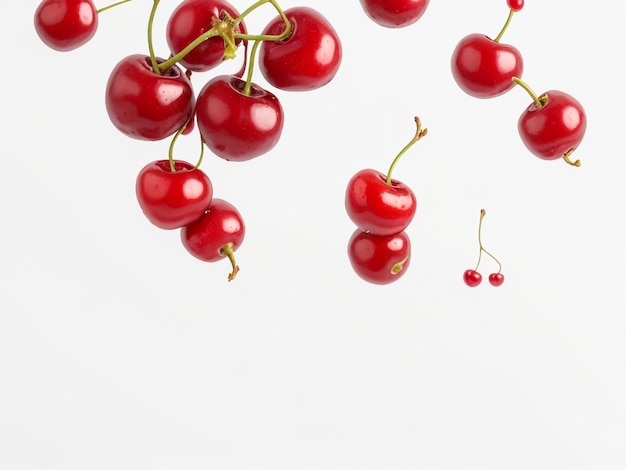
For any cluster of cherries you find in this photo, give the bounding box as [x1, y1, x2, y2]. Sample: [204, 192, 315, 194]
[450, 0, 587, 167]
[34, 0, 342, 280]
[345, 117, 428, 285]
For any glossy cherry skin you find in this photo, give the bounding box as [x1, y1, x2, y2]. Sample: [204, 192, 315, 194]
[345, 169, 417, 236]
[166, 0, 246, 73]
[517, 90, 587, 160]
[463, 269, 482, 287]
[195, 75, 284, 161]
[34, 0, 98, 51]
[506, 0, 524, 12]
[258, 7, 342, 91]
[451, 33, 523, 98]
[181, 198, 245, 263]
[136, 160, 213, 230]
[489, 273, 505, 286]
[348, 229, 411, 285]
[358, 0, 430, 28]
[105, 55, 195, 141]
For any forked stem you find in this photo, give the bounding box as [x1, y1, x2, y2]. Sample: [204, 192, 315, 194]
[220, 243, 240, 281]
[473, 209, 502, 274]
[385, 117, 428, 186]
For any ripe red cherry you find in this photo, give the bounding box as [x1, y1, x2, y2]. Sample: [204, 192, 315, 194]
[166, 0, 247, 73]
[489, 273, 505, 286]
[34, 0, 98, 51]
[258, 7, 342, 91]
[348, 229, 411, 285]
[463, 269, 482, 287]
[506, 0, 524, 12]
[358, 0, 430, 28]
[514, 79, 587, 167]
[451, 6, 523, 98]
[181, 198, 245, 281]
[135, 160, 213, 230]
[345, 117, 426, 236]
[105, 54, 195, 141]
[195, 75, 284, 161]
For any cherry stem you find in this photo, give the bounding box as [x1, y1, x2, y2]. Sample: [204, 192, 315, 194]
[512, 76, 545, 109]
[243, 40, 262, 96]
[493, 9, 515, 43]
[473, 209, 502, 273]
[167, 116, 195, 172]
[96, 0, 132, 14]
[385, 117, 428, 186]
[391, 256, 409, 275]
[562, 148, 581, 167]
[147, 0, 160, 74]
[220, 243, 240, 281]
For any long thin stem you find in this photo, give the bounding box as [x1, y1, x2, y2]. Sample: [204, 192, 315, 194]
[147, 0, 161, 74]
[474, 209, 502, 273]
[96, 0, 132, 14]
[243, 39, 262, 96]
[512, 76, 544, 109]
[493, 9, 514, 43]
[385, 117, 428, 186]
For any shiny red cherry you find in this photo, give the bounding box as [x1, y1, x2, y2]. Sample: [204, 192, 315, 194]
[345, 169, 417, 236]
[105, 54, 195, 141]
[195, 75, 284, 161]
[451, 33, 523, 98]
[136, 160, 213, 230]
[34, 0, 98, 51]
[348, 229, 411, 285]
[358, 0, 430, 28]
[463, 269, 482, 287]
[258, 7, 342, 91]
[517, 89, 587, 165]
[166, 0, 246, 73]
[488, 273, 505, 286]
[181, 198, 245, 281]
[506, 0, 524, 12]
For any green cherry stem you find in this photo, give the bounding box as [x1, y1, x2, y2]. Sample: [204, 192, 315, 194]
[220, 243, 240, 281]
[234, 0, 291, 40]
[493, 9, 515, 43]
[473, 209, 502, 273]
[97, 0, 132, 14]
[147, 0, 161, 74]
[512, 76, 546, 109]
[167, 117, 205, 172]
[242, 40, 262, 96]
[385, 116, 428, 186]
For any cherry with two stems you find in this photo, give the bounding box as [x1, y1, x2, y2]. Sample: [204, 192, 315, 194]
[345, 117, 428, 236]
[463, 209, 504, 287]
[512, 77, 586, 167]
[34, 0, 132, 51]
[358, 0, 430, 28]
[451, 1, 524, 98]
[181, 198, 245, 282]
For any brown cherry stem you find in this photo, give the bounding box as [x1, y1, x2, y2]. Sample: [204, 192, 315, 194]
[220, 243, 240, 281]
[385, 116, 428, 186]
[473, 209, 502, 273]
[562, 148, 581, 167]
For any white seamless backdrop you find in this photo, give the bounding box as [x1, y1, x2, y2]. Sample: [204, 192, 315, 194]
[1, 1, 625, 469]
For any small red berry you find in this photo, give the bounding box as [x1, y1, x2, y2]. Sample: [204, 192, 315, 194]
[489, 273, 505, 286]
[506, 0, 524, 12]
[463, 269, 482, 287]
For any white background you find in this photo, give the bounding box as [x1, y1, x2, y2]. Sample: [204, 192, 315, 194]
[1, 1, 625, 468]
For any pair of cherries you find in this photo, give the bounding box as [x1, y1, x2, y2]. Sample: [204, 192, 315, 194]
[450, 0, 587, 167]
[463, 209, 504, 288]
[344, 117, 428, 285]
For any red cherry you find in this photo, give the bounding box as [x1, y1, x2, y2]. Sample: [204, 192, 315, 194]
[181, 198, 245, 281]
[195, 75, 284, 162]
[516, 86, 586, 166]
[34, 0, 98, 51]
[258, 7, 342, 91]
[506, 0, 524, 12]
[166, 0, 246, 73]
[489, 273, 505, 286]
[105, 54, 195, 141]
[358, 0, 430, 28]
[345, 169, 417, 236]
[135, 160, 213, 230]
[463, 269, 482, 287]
[451, 33, 523, 98]
[348, 229, 411, 285]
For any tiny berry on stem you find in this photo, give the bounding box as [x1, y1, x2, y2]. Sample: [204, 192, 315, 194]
[506, 0, 524, 12]
[463, 209, 504, 287]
